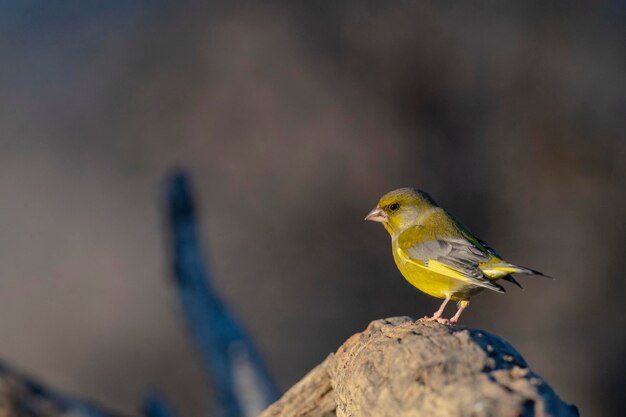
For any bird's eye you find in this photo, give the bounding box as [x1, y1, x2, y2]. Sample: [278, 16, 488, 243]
[389, 203, 400, 211]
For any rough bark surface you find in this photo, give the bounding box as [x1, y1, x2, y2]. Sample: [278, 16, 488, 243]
[260, 317, 578, 417]
[258, 355, 336, 417]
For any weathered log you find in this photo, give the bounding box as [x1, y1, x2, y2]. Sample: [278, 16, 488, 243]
[260, 317, 578, 417]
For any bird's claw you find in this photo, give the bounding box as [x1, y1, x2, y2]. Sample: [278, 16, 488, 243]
[421, 315, 450, 325]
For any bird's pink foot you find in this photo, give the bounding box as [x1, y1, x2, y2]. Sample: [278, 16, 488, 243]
[449, 300, 469, 325]
[420, 298, 452, 324]
[421, 315, 450, 325]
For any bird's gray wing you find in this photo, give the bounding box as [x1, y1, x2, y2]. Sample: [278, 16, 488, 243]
[403, 237, 505, 293]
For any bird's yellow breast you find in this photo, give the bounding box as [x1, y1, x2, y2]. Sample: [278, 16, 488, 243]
[391, 243, 485, 301]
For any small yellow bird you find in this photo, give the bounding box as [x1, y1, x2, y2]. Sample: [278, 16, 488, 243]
[365, 188, 548, 324]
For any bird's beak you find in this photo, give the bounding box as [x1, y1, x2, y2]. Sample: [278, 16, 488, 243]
[365, 207, 388, 223]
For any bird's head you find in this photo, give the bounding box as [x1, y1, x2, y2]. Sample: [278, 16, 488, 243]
[365, 187, 437, 234]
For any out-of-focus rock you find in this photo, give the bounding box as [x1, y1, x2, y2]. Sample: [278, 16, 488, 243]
[260, 317, 578, 417]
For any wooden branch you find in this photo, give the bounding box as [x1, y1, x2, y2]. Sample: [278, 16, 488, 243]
[260, 317, 579, 417]
[0, 361, 127, 417]
[165, 171, 280, 417]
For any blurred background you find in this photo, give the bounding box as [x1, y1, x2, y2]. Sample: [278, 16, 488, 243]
[1, 1, 624, 416]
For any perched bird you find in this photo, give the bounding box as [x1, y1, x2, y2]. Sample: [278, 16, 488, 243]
[365, 188, 548, 324]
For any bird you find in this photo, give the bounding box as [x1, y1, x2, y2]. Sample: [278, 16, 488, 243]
[365, 187, 549, 324]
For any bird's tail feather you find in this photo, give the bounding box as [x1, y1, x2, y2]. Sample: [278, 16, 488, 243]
[502, 275, 523, 289]
[483, 263, 552, 283]
[509, 264, 552, 279]
[487, 264, 552, 290]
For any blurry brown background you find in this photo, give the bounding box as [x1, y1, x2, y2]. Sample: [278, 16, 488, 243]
[1, 2, 624, 417]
